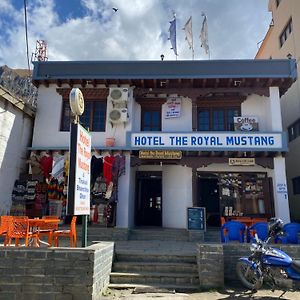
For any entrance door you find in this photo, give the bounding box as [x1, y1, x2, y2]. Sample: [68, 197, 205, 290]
[135, 172, 162, 226]
[198, 176, 220, 227]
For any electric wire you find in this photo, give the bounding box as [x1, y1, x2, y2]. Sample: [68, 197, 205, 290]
[23, 0, 31, 75]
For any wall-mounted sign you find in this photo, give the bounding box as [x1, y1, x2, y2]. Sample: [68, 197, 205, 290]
[128, 132, 286, 151]
[139, 150, 182, 159]
[229, 158, 255, 166]
[187, 207, 206, 231]
[165, 97, 181, 119]
[234, 116, 259, 132]
[68, 123, 91, 215]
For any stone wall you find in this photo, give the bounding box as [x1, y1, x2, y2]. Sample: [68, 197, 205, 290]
[0, 242, 114, 300]
[197, 243, 300, 289]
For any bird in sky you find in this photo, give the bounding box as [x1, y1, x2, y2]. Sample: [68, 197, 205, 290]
[112, 7, 118, 12]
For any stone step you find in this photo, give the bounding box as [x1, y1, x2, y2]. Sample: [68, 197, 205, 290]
[112, 261, 198, 274]
[110, 272, 199, 286]
[128, 234, 189, 241]
[115, 253, 197, 264]
[129, 229, 189, 241]
[108, 283, 200, 292]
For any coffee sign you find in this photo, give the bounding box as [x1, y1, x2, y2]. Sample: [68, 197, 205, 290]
[234, 116, 259, 132]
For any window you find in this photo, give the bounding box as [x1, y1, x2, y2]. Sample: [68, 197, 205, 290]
[61, 101, 106, 131]
[292, 176, 300, 195]
[141, 109, 161, 131]
[288, 119, 300, 142]
[276, 0, 282, 7]
[280, 18, 292, 47]
[197, 108, 240, 131]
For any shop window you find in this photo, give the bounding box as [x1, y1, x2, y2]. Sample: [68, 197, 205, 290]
[292, 176, 300, 195]
[280, 18, 292, 48]
[288, 119, 300, 142]
[197, 108, 239, 131]
[219, 173, 269, 217]
[141, 109, 161, 131]
[61, 101, 106, 132]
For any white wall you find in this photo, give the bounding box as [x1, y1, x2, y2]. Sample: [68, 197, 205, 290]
[0, 100, 33, 215]
[162, 97, 192, 132]
[162, 165, 192, 228]
[242, 95, 269, 131]
[115, 152, 131, 228]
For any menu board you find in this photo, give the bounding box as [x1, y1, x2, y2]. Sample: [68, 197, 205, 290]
[187, 207, 206, 231]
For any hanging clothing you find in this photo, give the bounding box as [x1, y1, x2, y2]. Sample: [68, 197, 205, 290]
[40, 155, 53, 178]
[91, 155, 103, 185]
[103, 155, 115, 184]
[52, 153, 65, 183]
[112, 155, 126, 179]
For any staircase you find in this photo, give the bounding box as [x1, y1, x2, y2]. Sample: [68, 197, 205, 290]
[204, 227, 221, 243]
[109, 247, 199, 291]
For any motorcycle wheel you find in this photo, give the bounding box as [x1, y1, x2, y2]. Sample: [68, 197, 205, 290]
[236, 261, 263, 290]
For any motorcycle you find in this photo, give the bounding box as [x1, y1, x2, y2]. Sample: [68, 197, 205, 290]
[236, 220, 300, 295]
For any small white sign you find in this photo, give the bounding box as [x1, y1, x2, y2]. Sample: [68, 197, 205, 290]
[277, 183, 287, 194]
[74, 124, 91, 215]
[165, 97, 181, 118]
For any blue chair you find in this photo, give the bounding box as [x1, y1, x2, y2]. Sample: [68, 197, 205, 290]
[247, 222, 268, 243]
[221, 221, 246, 243]
[276, 223, 300, 244]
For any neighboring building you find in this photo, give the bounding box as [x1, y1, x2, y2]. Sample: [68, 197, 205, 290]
[256, 0, 300, 221]
[31, 59, 296, 230]
[0, 85, 35, 215]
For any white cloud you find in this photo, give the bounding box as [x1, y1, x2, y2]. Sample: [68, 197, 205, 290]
[0, 0, 271, 68]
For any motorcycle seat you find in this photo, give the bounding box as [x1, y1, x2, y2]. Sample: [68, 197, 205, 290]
[291, 260, 300, 273]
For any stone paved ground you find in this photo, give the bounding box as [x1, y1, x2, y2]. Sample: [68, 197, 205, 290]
[101, 287, 300, 300]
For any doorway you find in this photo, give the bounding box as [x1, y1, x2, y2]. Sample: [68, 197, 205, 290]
[198, 175, 220, 227]
[135, 171, 162, 227]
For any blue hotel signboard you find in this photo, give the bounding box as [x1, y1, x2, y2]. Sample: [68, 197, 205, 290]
[127, 132, 287, 151]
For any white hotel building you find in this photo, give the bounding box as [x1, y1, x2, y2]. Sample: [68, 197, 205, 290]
[31, 59, 296, 230]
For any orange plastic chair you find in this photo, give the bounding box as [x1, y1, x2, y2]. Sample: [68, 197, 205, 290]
[4, 216, 37, 247]
[38, 216, 60, 246]
[0, 216, 13, 245]
[53, 216, 77, 247]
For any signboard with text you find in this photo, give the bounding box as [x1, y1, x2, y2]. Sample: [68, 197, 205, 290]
[139, 150, 182, 159]
[229, 158, 255, 166]
[165, 97, 181, 118]
[187, 207, 206, 231]
[128, 132, 287, 151]
[68, 123, 91, 215]
[234, 116, 259, 131]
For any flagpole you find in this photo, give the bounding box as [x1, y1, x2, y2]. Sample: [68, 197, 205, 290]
[174, 12, 178, 61]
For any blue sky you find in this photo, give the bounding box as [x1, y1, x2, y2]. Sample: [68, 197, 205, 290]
[0, 0, 271, 69]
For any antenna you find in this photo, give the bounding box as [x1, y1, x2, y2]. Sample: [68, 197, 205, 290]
[31, 40, 48, 62]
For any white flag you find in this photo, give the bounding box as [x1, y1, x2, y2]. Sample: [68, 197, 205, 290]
[183, 16, 193, 50]
[200, 13, 209, 54]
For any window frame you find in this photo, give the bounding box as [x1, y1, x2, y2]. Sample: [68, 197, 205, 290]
[288, 118, 300, 142]
[141, 107, 162, 131]
[197, 107, 241, 131]
[60, 99, 107, 132]
[279, 18, 293, 48]
[292, 176, 300, 195]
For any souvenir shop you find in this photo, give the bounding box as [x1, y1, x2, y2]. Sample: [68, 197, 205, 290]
[10, 150, 126, 226]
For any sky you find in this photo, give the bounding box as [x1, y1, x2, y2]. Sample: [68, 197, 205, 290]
[0, 0, 271, 69]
